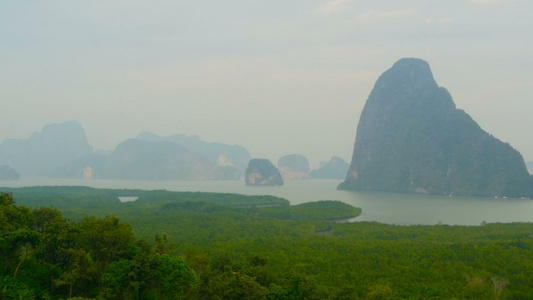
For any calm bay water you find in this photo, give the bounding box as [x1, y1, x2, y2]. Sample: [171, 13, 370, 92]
[2, 178, 533, 226]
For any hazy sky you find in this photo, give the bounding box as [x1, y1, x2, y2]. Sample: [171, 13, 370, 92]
[1, 0, 532, 168]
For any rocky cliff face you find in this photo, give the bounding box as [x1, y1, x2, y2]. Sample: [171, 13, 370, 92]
[245, 159, 284, 186]
[310, 156, 349, 179]
[137, 132, 251, 175]
[0, 165, 20, 180]
[101, 139, 238, 180]
[338, 58, 533, 197]
[52, 154, 108, 179]
[0, 121, 92, 177]
[278, 154, 310, 180]
[52, 130, 244, 180]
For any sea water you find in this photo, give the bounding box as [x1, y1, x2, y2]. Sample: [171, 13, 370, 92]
[2, 178, 533, 225]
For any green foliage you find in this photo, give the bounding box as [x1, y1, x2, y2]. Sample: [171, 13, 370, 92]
[156, 254, 197, 299]
[3, 188, 533, 299]
[137, 190, 289, 207]
[0, 192, 198, 299]
[0, 186, 121, 208]
[0, 276, 35, 300]
[77, 215, 135, 275]
[249, 200, 361, 221]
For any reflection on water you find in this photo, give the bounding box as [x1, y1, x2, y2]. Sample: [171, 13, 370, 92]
[2, 178, 533, 225]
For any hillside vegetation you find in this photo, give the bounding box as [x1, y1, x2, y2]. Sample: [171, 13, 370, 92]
[1, 187, 533, 299]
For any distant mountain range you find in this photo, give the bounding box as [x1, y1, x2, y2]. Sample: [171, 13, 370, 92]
[276, 154, 349, 180]
[310, 156, 349, 179]
[0, 121, 92, 177]
[136, 131, 251, 174]
[0, 121, 350, 182]
[0, 121, 250, 180]
[100, 138, 241, 180]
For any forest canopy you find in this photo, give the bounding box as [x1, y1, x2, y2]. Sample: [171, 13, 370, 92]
[1, 187, 533, 299]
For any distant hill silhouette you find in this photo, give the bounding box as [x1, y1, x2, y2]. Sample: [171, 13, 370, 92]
[137, 132, 251, 174]
[310, 156, 349, 179]
[102, 139, 239, 180]
[0, 122, 248, 180]
[245, 159, 284, 186]
[0, 165, 20, 180]
[338, 58, 533, 197]
[58, 138, 241, 180]
[0, 121, 92, 177]
[278, 154, 310, 180]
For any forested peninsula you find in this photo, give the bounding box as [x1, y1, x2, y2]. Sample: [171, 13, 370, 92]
[2, 187, 533, 299]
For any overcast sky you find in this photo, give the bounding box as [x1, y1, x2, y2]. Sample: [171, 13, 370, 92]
[1, 0, 532, 168]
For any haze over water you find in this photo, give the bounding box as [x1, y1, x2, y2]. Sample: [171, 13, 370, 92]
[2, 1, 533, 168]
[3, 178, 533, 226]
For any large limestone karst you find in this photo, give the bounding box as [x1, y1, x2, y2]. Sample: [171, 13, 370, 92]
[52, 153, 108, 179]
[0, 121, 92, 177]
[310, 156, 350, 179]
[102, 139, 238, 180]
[53, 131, 244, 180]
[137, 131, 251, 175]
[338, 58, 533, 197]
[526, 161, 533, 175]
[278, 154, 310, 180]
[245, 159, 284, 186]
[0, 165, 20, 181]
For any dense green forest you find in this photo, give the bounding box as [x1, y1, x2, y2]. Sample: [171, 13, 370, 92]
[1, 186, 533, 299]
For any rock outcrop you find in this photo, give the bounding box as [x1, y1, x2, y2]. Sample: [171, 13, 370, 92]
[0, 121, 92, 177]
[137, 132, 251, 175]
[102, 139, 238, 180]
[310, 156, 349, 179]
[52, 131, 245, 180]
[338, 58, 533, 197]
[0, 165, 20, 180]
[278, 154, 310, 179]
[245, 159, 284, 186]
[52, 154, 108, 179]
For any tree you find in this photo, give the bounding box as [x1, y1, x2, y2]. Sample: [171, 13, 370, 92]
[491, 276, 508, 300]
[77, 216, 135, 293]
[8, 227, 41, 279]
[156, 254, 197, 299]
[366, 284, 393, 300]
[0, 193, 40, 279]
[0, 193, 34, 233]
[77, 216, 135, 274]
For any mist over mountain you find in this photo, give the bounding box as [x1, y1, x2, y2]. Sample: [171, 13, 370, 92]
[339, 58, 533, 197]
[0, 121, 92, 177]
[52, 154, 108, 179]
[56, 135, 244, 180]
[137, 131, 251, 174]
[310, 156, 350, 179]
[278, 154, 310, 180]
[102, 139, 239, 180]
[0, 165, 20, 181]
[245, 159, 284, 186]
[0, 122, 251, 180]
[527, 161, 533, 175]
